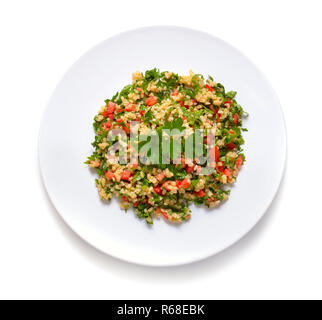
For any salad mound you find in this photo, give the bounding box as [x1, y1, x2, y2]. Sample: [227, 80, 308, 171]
[85, 69, 247, 224]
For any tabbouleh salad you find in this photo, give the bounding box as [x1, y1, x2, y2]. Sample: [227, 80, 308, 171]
[85, 69, 248, 224]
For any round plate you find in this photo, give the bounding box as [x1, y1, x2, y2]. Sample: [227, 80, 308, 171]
[39, 26, 286, 266]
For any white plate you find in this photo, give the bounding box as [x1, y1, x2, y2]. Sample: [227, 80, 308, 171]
[39, 26, 286, 266]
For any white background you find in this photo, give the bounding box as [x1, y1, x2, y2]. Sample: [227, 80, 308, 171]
[0, 0, 321, 300]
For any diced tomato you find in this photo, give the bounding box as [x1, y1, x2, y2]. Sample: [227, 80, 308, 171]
[103, 121, 112, 130]
[236, 155, 243, 169]
[146, 96, 158, 106]
[121, 196, 129, 202]
[108, 114, 114, 120]
[156, 173, 165, 182]
[156, 207, 169, 220]
[178, 178, 191, 189]
[116, 118, 122, 123]
[226, 142, 237, 150]
[191, 99, 197, 104]
[210, 145, 220, 163]
[139, 110, 145, 116]
[179, 100, 185, 107]
[107, 101, 116, 113]
[105, 171, 115, 180]
[153, 186, 163, 195]
[217, 162, 225, 172]
[233, 113, 239, 125]
[194, 190, 206, 197]
[161, 211, 169, 220]
[133, 201, 138, 207]
[225, 99, 232, 107]
[217, 113, 221, 123]
[224, 168, 231, 177]
[123, 124, 130, 134]
[102, 110, 109, 117]
[171, 90, 179, 96]
[176, 180, 181, 188]
[215, 145, 220, 162]
[185, 166, 194, 174]
[125, 104, 136, 112]
[205, 84, 214, 92]
[121, 170, 132, 181]
[117, 108, 125, 113]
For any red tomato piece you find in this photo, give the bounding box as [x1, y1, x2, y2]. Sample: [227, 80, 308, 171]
[145, 96, 158, 106]
[217, 162, 225, 172]
[224, 168, 231, 177]
[107, 101, 116, 113]
[105, 171, 115, 180]
[102, 110, 109, 117]
[156, 207, 169, 220]
[103, 121, 112, 130]
[225, 99, 232, 107]
[210, 146, 220, 163]
[125, 104, 136, 112]
[156, 173, 165, 182]
[214, 145, 220, 162]
[233, 113, 239, 125]
[153, 186, 163, 195]
[123, 124, 130, 134]
[205, 84, 214, 92]
[236, 155, 243, 169]
[178, 178, 190, 189]
[226, 142, 237, 150]
[194, 190, 206, 197]
[121, 170, 132, 181]
[185, 166, 194, 174]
